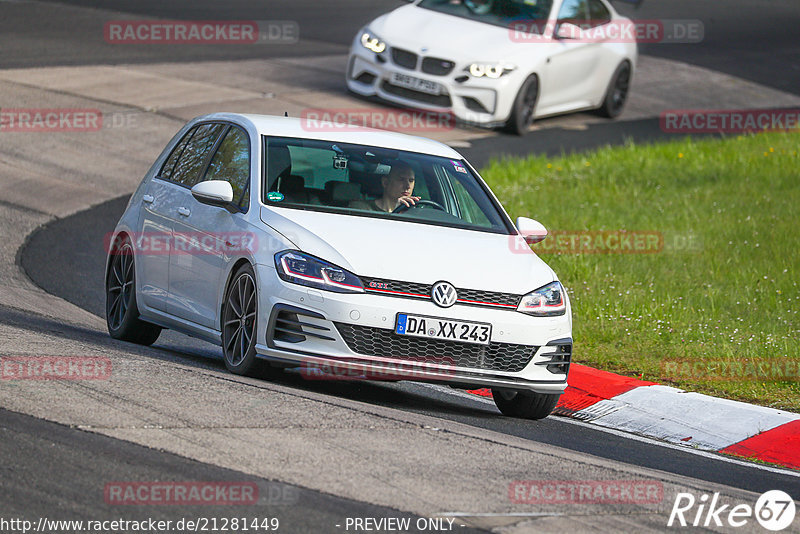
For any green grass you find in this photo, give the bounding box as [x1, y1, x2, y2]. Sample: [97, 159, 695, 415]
[481, 131, 800, 412]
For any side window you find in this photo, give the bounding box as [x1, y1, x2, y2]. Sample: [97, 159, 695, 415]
[452, 179, 490, 226]
[170, 123, 225, 188]
[159, 127, 196, 181]
[557, 0, 589, 25]
[588, 0, 611, 26]
[202, 126, 251, 210]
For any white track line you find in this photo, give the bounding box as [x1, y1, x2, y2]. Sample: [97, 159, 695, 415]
[418, 383, 800, 478]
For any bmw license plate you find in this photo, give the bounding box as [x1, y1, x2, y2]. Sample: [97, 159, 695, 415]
[395, 313, 491, 345]
[390, 73, 443, 95]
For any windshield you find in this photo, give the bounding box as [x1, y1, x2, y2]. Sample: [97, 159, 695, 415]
[262, 136, 512, 234]
[417, 0, 554, 30]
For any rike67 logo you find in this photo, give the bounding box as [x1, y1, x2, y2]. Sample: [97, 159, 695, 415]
[668, 490, 796, 531]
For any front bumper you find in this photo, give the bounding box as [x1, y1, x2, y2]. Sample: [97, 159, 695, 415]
[346, 43, 521, 128]
[254, 264, 571, 394]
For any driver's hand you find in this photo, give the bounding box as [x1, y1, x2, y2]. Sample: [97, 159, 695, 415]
[396, 195, 421, 208]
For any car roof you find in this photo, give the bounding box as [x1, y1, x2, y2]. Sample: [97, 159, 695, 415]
[195, 112, 464, 160]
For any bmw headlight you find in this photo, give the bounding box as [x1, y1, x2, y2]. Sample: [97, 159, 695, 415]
[360, 30, 386, 54]
[275, 251, 364, 294]
[517, 281, 566, 317]
[467, 63, 516, 79]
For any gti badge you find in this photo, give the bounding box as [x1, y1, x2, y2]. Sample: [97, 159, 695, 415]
[431, 281, 457, 308]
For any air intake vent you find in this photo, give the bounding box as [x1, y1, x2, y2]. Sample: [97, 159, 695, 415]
[462, 96, 489, 114]
[535, 339, 572, 375]
[355, 72, 377, 85]
[267, 305, 334, 346]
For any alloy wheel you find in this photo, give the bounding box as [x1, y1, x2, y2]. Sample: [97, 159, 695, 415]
[107, 242, 134, 331]
[611, 64, 631, 112]
[223, 272, 257, 367]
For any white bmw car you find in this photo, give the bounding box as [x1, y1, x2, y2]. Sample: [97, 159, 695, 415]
[347, 0, 637, 134]
[106, 113, 572, 419]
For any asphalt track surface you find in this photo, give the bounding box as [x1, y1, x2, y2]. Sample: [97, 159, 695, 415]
[20, 196, 800, 498]
[7, 0, 798, 97]
[1, 0, 793, 165]
[0, 407, 457, 532]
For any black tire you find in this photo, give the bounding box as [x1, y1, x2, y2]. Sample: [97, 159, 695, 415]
[105, 235, 162, 346]
[504, 74, 539, 136]
[597, 61, 632, 118]
[221, 263, 261, 376]
[491, 388, 560, 420]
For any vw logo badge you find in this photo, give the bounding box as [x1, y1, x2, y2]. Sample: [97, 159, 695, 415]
[431, 281, 458, 308]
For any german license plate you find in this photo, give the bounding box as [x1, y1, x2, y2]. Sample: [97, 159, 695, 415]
[395, 313, 491, 345]
[390, 72, 443, 95]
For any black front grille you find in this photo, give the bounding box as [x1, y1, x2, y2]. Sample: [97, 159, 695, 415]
[380, 81, 452, 107]
[362, 277, 520, 309]
[335, 323, 537, 373]
[457, 288, 519, 308]
[421, 57, 455, 76]
[391, 47, 418, 70]
[362, 277, 429, 298]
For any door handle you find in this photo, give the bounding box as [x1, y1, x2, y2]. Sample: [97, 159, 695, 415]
[177, 207, 191, 217]
[142, 194, 154, 204]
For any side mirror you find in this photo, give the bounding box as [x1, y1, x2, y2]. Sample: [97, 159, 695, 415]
[516, 216, 548, 244]
[555, 22, 583, 40]
[191, 180, 234, 208]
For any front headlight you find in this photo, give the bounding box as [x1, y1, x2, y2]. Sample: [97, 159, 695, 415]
[275, 251, 364, 294]
[517, 281, 566, 317]
[360, 30, 386, 54]
[467, 63, 516, 79]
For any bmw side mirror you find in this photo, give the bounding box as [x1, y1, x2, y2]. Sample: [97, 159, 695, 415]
[191, 180, 234, 208]
[516, 216, 548, 244]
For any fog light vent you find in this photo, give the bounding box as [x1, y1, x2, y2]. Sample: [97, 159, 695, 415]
[266, 304, 334, 346]
[534, 339, 572, 375]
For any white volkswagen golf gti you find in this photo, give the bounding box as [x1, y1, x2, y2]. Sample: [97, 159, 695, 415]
[347, 0, 637, 134]
[106, 113, 572, 419]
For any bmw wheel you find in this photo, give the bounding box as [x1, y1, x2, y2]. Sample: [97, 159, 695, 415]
[105, 235, 162, 345]
[222, 264, 260, 376]
[505, 74, 539, 136]
[598, 61, 632, 118]
[491, 388, 560, 420]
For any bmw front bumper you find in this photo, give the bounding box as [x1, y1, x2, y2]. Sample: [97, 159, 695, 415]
[345, 39, 522, 128]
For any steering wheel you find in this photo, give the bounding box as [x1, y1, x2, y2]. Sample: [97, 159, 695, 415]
[392, 199, 447, 214]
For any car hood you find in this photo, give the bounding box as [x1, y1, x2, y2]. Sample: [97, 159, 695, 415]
[368, 4, 546, 62]
[260, 206, 555, 294]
